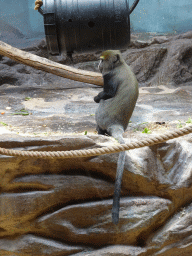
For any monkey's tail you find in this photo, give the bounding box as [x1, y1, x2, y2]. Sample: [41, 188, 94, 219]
[109, 125, 126, 224]
[112, 150, 126, 224]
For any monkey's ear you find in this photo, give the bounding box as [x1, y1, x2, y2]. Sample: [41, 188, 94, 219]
[112, 54, 120, 63]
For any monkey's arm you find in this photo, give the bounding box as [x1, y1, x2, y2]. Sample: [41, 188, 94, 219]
[94, 91, 114, 103]
[94, 73, 118, 103]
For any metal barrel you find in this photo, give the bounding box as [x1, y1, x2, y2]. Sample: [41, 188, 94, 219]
[42, 0, 130, 55]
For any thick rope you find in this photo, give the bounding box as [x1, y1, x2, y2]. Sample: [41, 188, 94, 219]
[34, 0, 43, 10]
[0, 125, 192, 158]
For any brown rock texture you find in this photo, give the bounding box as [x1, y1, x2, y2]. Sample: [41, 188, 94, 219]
[0, 133, 192, 255]
[147, 203, 192, 256]
[36, 197, 170, 246]
[0, 235, 85, 256]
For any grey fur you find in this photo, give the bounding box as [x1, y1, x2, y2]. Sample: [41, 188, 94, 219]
[94, 50, 139, 224]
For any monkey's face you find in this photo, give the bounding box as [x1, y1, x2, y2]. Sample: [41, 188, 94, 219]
[98, 50, 121, 75]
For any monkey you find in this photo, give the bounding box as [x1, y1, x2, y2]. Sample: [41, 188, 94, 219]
[94, 50, 139, 224]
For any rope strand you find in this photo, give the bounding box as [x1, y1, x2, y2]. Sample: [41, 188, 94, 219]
[1, 125, 192, 158]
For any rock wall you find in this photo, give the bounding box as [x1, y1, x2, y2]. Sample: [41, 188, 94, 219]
[1, 31, 192, 88]
[0, 134, 192, 255]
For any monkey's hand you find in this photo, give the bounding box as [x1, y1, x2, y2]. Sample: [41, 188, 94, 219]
[94, 95, 101, 103]
[94, 91, 114, 103]
[94, 92, 104, 103]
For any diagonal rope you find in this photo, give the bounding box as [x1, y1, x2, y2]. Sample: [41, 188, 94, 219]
[0, 125, 192, 158]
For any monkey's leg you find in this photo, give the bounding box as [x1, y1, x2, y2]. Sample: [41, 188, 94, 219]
[96, 125, 108, 135]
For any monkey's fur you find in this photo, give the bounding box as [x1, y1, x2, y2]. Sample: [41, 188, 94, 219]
[94, 50, 138, 224]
